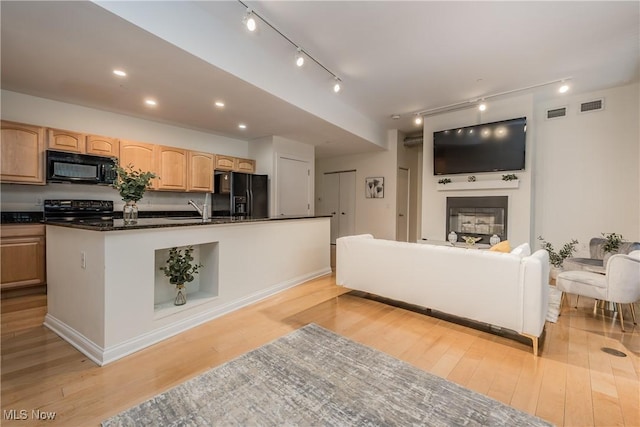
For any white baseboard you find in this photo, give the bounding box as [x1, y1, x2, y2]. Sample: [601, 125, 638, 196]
[44, 268, 332, 366]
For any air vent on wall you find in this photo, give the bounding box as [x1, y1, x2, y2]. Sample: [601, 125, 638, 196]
[403, 135, 423, 147]
[546, 107, 567, 120]
[579, 98, 604, 113]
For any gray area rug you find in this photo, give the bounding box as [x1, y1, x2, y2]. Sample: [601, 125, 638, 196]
[546, 285, 562, 323]
[103, 324, 553, 427]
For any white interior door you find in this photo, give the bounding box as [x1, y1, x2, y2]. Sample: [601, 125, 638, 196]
[397, 167, 409, 242]
[277, 156, 310, 216]
[339, 171, 356, 238]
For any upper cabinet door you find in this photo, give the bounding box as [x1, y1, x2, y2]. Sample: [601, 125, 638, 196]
[0, 121, 45, 185]
[86, 135, 119, 158]
[119, 139, 158, 189]
[235, 157, 256, 173]
[47, 128, 86, 153]
[188, 151, 214, 192]
[214, 154, 235, 171]
[156, 146, 187, 191]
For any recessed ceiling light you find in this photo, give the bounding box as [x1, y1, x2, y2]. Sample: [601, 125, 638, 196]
[559, 84, 570, 93]
[215, 101, 225, 108]
[238, 124, 247, 129]
[113, 69, 127, 77]
[144, 99, 157, 107]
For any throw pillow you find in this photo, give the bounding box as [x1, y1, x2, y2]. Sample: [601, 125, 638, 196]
[490, 240, 511, 253]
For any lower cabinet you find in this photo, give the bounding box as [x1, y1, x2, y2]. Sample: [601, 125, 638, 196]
[1, 225, 46, 291]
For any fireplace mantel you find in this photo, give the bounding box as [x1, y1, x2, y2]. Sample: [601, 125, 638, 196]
[436, 179, 519, 191]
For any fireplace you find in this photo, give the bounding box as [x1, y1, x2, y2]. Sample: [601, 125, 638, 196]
[446, 196, 508, 244]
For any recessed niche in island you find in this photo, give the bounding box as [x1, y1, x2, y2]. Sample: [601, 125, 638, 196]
[153, 242, 219, 318]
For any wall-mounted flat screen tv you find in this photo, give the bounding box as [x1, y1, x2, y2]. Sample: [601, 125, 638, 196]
[433, 117, 526, 175]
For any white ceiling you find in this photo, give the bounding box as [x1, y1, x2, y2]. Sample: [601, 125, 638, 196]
[2, 1, 638, 158]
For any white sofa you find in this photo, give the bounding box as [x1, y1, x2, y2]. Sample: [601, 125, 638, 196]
[336, 234, 550, 355]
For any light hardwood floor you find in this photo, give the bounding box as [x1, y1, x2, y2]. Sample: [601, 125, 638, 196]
[1, 274, 639, 427]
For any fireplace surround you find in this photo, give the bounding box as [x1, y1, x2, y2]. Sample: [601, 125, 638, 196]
[446, 196, 508, 244]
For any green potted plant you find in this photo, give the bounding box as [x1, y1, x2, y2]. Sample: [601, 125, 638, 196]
[159, 246, 203, 306]
[538, 236, 579, 279]
[112, 162, 157, 224]
[601, 232, 624, 265]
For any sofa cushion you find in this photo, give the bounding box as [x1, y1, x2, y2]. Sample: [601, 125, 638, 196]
[510, 242, 531, 257]
[556, 270, 607, 300]
[489, 240, 511, 253]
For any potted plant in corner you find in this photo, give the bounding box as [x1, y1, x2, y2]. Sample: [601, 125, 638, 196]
[112, 162, 157, 225]
[538, 236, 579, 280]
[602, 232, 624, 265]
[160, 246, 203, 306]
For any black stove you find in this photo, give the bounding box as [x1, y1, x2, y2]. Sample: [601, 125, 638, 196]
[44, 200, 114, 225]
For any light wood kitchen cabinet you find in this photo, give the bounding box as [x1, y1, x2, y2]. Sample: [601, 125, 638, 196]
[1, 225, 46, 291]
[235, 157, 256, 173]
[214, 154, 256, 173]
[119, 139, 158, 189]
[47, 128, 86, 153]
[214, 154, 235, 171]
[0, 121, 46, 185]
[156, 146, 187, 191]
[86, 135, 119, 158]
[188, 151, 214, 192]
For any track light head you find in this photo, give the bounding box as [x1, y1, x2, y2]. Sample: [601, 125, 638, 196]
[243, 9, 257, 32]
[414, 115, 423, 125]
[478, 102, 487, 112]
[558, 84, 570, 93]
[295, 48, 305, 67]
[333, 78, 341, 93]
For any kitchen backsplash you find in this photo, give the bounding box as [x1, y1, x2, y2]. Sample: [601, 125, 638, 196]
[0, 183, 205, 212]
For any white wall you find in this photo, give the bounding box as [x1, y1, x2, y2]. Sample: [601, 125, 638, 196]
[315, 132, 397, 240]
[534, 83, 640, 256]
[1, 90, 249, 212]
[421, 94, 535, 246]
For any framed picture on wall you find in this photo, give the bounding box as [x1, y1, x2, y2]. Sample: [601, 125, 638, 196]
[365, 177, 384, 198]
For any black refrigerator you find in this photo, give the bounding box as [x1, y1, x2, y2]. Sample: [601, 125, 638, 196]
[212, 171, 269, 218]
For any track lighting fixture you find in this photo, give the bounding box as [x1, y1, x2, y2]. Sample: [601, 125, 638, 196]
[414, 115, 423, 125]
[402, 77, 573, 119]
[237, 0, 342, 94]
[295, 48, 305, 67]
[333, 78, 341, 93]
[243, 9, 257, 32]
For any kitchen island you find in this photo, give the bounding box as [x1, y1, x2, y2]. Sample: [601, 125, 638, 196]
[44, 216, 331, 365]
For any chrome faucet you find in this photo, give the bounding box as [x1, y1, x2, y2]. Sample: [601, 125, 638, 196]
[188, 194, 209, 221]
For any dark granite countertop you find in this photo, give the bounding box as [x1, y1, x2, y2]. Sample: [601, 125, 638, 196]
[43, 215, 331, 232]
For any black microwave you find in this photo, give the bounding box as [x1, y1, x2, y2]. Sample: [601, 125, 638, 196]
[46, 150, 117, 185]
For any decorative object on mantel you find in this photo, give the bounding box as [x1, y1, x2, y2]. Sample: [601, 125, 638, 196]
[501, 173, 518, 181]
[438, 178, 452, 185]
[159, 246, 203, 306]
[601, 232, 624, 265]
[112, 162, 157, 225]
[365, 177, 384, 198]
[461, 235, 482, 247]
[537, 236, 579, 279]
[489, 234, 501, 246]
[447, 231, 458, 245]
[467, 175, 476, 182]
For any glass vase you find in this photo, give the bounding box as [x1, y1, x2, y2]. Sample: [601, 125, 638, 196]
[174, 284, 187, 306]
[123, 201, 138, 225]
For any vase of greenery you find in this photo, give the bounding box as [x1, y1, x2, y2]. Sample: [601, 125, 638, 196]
[160, 246, 203, 306]
[538, 236, 579, 279]
[601, 232, 624, 265]
[112, 163, 157, 225]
